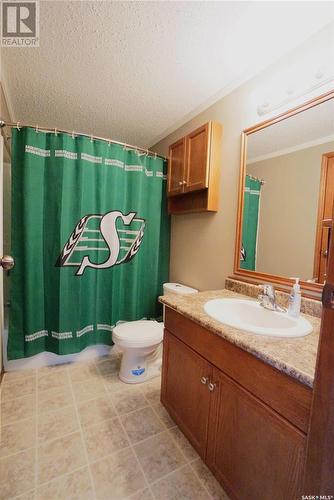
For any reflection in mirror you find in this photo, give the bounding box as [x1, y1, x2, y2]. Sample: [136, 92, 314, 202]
[240, 97, 334, 284]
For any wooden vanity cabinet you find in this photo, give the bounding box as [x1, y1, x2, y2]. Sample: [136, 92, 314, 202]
[207, 368, 306, 500]
[162, 332, 212, 457]
[167, 121, 222, 214]
[161, 307, 311, 500]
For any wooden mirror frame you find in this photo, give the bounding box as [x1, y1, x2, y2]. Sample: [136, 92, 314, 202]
[233, 89, 334, 295]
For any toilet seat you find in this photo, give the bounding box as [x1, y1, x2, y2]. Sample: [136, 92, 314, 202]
[113, 320, 163, 347]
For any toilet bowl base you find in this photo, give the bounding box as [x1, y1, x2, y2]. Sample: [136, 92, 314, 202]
[118, 344, 162, 384]
[119, 368, 160, 384]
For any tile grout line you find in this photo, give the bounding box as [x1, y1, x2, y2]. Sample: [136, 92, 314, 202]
[132, 460, 212, 497]
[1, 385, 36, 404]
[150, 404, 176, 431]
[101, 374, 157, 500]
[3, 362, 217, 499]
[124, 486, 154, 500]
[67, 365, 97, 500]
[114, 375, 203, 499]
[5, 373, 198, 496]
[150, 403, 198, 465]
[35, 401, 75, 419]
[164, 427, 215, 497]
[33, 463, 90, 489]
[148, 398, 215, 499]
[148, 462, 192, 487]
[108, 398, 151, 418]
[0, 395, 36, 428]
[0, 414, 37, 431]
[11, 488, 35, 500]
[0, 445, 36, 461]
[0, 428, 83, 460]
[121, 427, 167, 450]
[119, 418, 156, 499]
[159, 417, 215, 499]
[188, 459, 215, 500]
[105, 375, 184, 499]
[2, 390, 159, 462]
[69, 428, 171, 470]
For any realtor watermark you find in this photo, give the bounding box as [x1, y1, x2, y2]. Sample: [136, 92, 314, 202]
[301, 496, 334, 499]
[1, 0, 39, 46]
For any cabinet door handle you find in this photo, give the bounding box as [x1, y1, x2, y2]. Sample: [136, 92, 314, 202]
[200, 376, 208, 385]
[208, 382, 216, 392]
[178, 181, 183, 186]
[182, 180, 187, 185]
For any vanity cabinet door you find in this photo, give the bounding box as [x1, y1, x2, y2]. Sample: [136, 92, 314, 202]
[207, 368, 306, 500]
[184, 123, 210, 193]
[161, 329, 212, 458]
[167, 137, 186, 196]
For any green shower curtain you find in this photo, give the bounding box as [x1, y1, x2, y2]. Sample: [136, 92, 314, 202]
[8, 127, 169, 360]
[240, 175, 262, 271]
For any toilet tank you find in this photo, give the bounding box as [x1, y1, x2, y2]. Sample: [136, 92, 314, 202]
[163, 282, 198, 296]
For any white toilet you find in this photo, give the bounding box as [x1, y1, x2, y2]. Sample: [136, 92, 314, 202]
[113, 282, 198, 383]
[113, 320, 163, 383]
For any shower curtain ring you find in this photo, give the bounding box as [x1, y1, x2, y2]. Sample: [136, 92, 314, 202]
[90, 135, 94, 143]
[16, 122, 21, 131]
[54, 127, 58, 136]
[71, 130, 75, 139]
[154, 152, 157, 159]
[35, 124, 39, 133]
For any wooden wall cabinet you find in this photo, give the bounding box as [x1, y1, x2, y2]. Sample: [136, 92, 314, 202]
[167, 121, 222, 214]
[167, 137, 186, 196]
[161, 307, 310, 500]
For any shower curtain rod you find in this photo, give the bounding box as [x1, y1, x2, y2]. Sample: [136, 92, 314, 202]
[246, 173, 265, 185]
[0, 119, 167, 160]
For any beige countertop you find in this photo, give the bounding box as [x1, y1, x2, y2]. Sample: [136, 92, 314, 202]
[160, 289, 320, 388]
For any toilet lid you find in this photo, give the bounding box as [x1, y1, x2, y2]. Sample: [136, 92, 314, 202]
[113, 320, 163, 343]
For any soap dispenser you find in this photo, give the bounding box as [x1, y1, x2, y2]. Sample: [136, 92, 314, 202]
[288, 278, 301, 318]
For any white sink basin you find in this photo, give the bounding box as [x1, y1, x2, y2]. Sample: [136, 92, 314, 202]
[204, 298, 313, 338]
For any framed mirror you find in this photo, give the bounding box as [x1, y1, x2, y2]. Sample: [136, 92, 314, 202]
[234, 90, 334, 293]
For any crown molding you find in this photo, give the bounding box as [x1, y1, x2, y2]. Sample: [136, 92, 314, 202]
[247, 134, 334, 165]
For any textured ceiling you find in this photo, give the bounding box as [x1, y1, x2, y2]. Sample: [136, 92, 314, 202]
[1, 1, 334, 147]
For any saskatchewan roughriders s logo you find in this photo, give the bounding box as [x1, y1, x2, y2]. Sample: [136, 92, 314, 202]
[57, 210, 145, 276]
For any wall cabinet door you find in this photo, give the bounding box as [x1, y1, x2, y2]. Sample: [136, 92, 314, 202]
[207, 368, 306, 500]
[167, 137, 186, 196]
[184, 123, 210, 193]
[161, 330, 212, 458]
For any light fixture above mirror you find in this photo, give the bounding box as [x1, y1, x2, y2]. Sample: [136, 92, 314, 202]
[234, 90, 334, 294]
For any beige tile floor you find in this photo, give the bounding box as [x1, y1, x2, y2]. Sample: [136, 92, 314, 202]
[0, 354, 230, 500]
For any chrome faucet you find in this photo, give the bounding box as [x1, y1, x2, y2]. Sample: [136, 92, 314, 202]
[258, 284, 285, 312]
